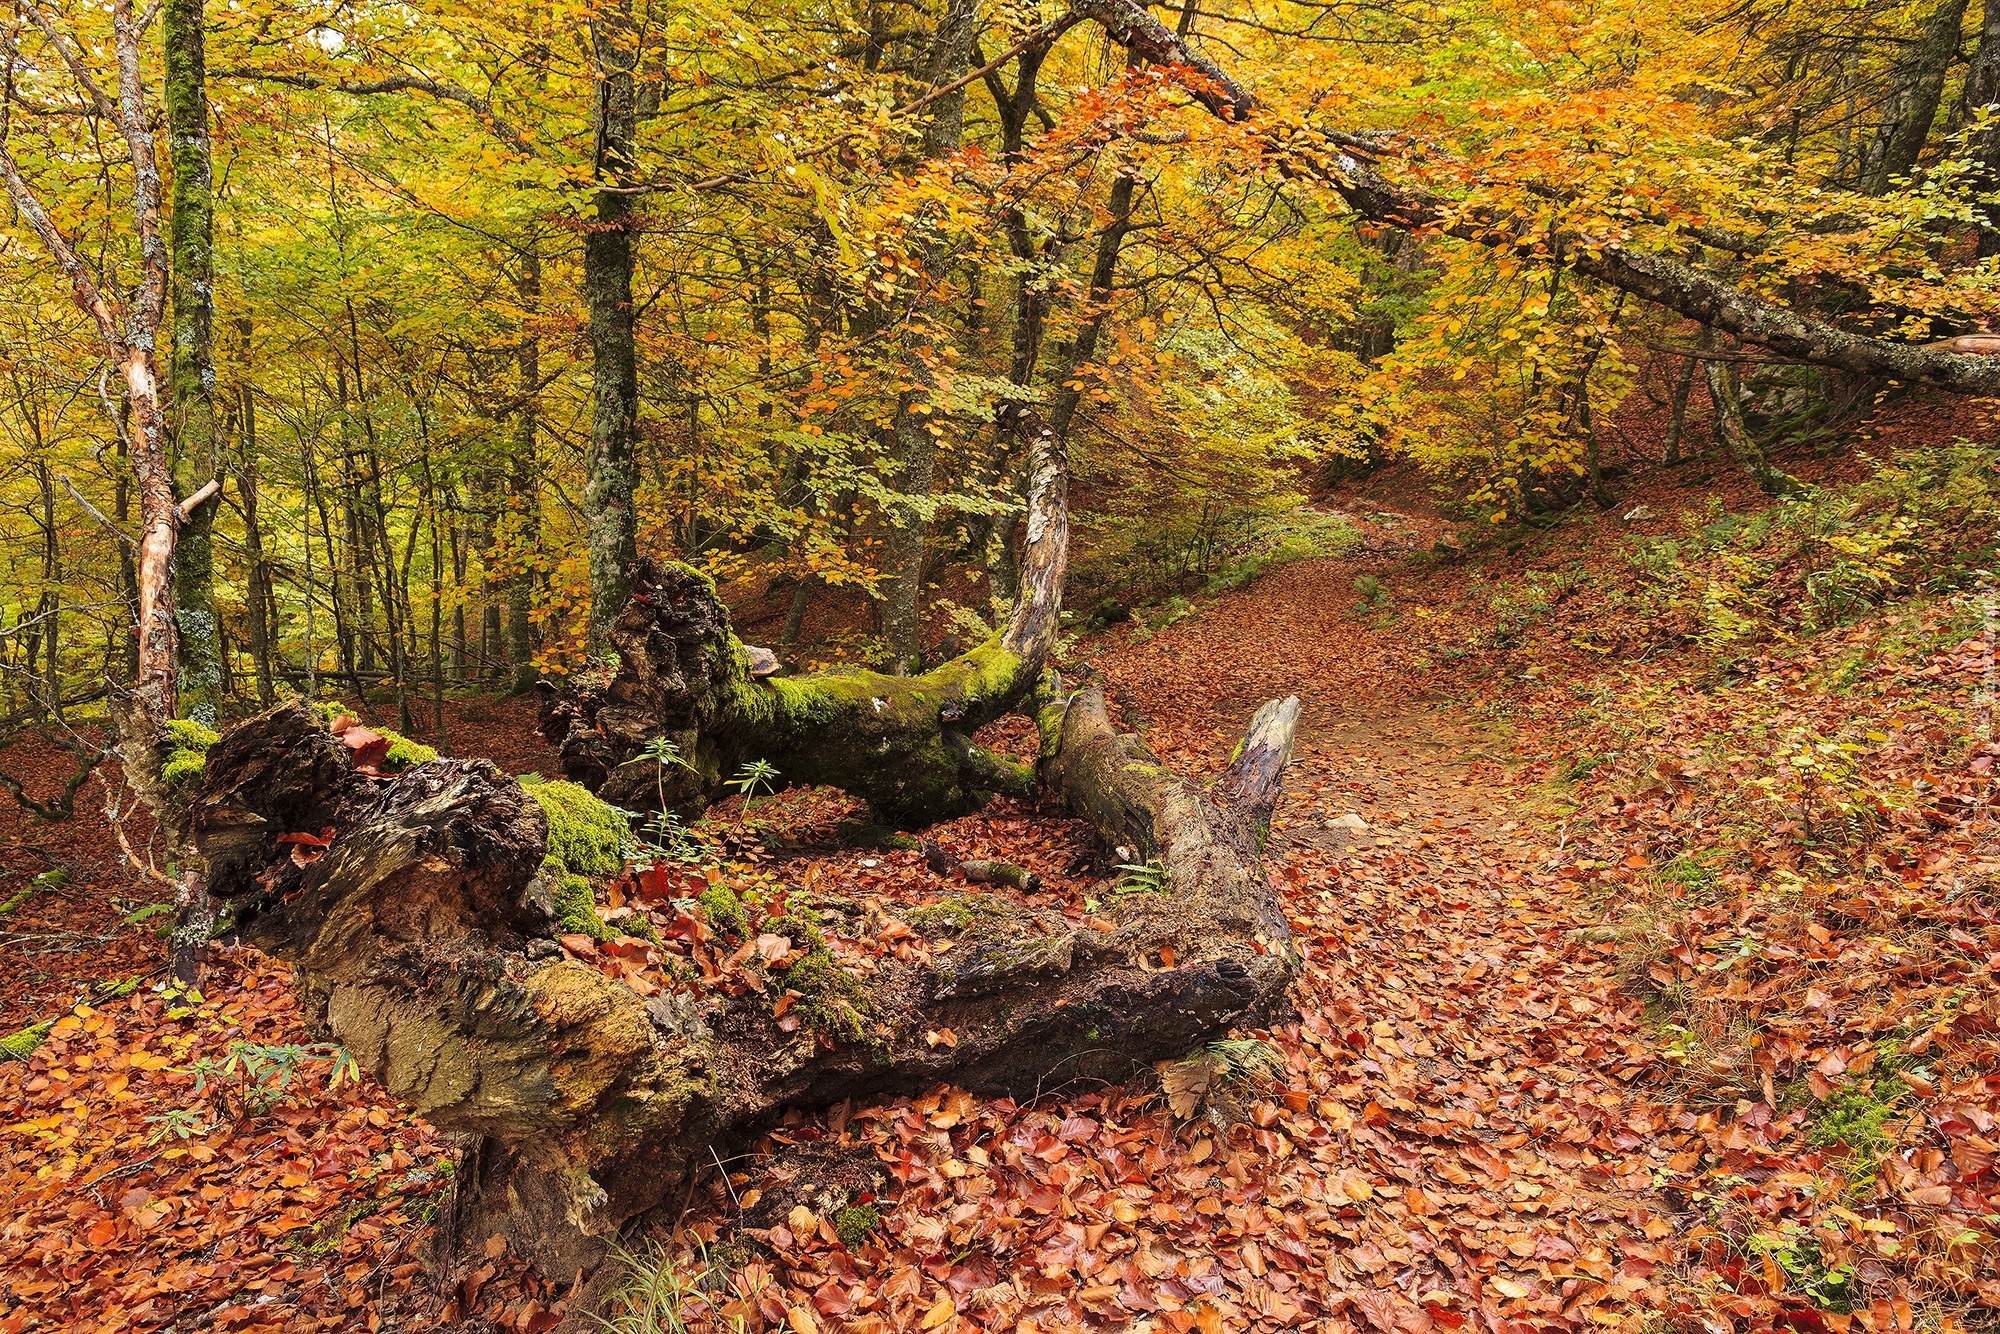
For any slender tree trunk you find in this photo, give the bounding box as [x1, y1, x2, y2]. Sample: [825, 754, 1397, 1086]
[1961, 0, 2000, 252]
[1701, 329, 1797, 495]
[165, 0, 222, 724]
[238, 414, 276, 704]
[1662, 354, 1697, 465]
[583, 8, 640, 656]
[880, 0, 984, 674]
[1863, 0, 1971, 193]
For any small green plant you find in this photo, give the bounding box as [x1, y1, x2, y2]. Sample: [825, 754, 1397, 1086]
[191, 1040, 362, 1112]
[596, 1241, 742, 1334]
[1114, 859, 1169, 896]
[144, 1107, 210, 1144]
[1160, 1037, 1286, 1122]
[1354, 574, 1389, 607]
[622, 736, 698, 811]
[727, 758, 780, 812]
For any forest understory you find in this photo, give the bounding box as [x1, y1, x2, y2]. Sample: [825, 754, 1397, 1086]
[3, 389, 1996, 1334]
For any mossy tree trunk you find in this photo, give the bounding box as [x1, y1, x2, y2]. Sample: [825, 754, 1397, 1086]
[542, 406, 1071, 828]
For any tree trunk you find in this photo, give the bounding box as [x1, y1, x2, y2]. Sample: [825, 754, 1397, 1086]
[1702, 330, 1798, 496]
[1961, 0, 2000, 252]
[511, 252, 543, 687]
[583, 9, 640, 656]
[1862, 0, 1970, 194]
[191, 677, 1300, 1287]
[1662, 353, 1697, 465]
[880, 0, 985, 674]
[165, 0, 223, 727]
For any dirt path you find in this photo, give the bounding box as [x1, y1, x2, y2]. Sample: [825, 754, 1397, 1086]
[1078, 558, 1681, 1330]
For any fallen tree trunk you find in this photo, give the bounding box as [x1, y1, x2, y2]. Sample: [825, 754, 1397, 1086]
[541, 406, 1071, 829]
[190, 681, 1301, 1282]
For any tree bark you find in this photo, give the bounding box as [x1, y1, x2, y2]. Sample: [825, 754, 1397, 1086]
[880, 0, 985, 674]
[1662, 354, 1698, 465]
[1960, 0, 2000, 252]
[1701, 329, 1798, 496]
[165, 0, 223, 727]
[583, 6, 641, 656]
[1862, 0, 1971, 194]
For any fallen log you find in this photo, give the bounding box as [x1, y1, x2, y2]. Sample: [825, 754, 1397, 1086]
[540, 402, 1071, 829]
[189, 677, 1302, 1282]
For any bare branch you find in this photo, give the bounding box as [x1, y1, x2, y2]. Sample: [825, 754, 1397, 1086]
[59, 474, 138, 548]
[0, 143, 125, 350]
[213, 69, 541, 159]
[18, 0, 119, 122]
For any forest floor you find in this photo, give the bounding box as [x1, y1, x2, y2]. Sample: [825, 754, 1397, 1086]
[2, 393, 1997, 1334]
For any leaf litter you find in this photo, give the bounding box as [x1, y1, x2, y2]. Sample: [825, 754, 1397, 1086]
[3, 434, 1997, 1332]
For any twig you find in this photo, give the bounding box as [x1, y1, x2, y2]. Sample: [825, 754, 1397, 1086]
[59, 473, 137, 548]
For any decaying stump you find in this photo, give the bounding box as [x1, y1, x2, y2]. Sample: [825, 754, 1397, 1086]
[190, 672, 1302, 1282]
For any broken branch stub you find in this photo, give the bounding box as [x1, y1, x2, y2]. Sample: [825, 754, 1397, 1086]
[190, 685, 1302, 1281]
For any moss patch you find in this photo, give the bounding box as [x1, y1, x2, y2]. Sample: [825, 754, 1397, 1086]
[161, 717, 220, 789]
[832, 1204, 880, 1247]
[384, 734, 439, 768]
[532, 781, 628, 878]
[553, 870, 615, 943]
[908, 893, 1006, 936]
[762, 911, 872, 1041]
[698, 884, 749, 940]
[1, 1020, 53, 1062]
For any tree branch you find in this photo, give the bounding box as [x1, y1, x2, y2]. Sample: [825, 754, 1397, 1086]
[212, 69, 540, 159]
[1070, 0, 2000, 396]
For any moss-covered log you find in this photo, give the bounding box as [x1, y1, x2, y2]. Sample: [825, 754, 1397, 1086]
[542, 404, 1069, 829]
[191, 685, 1301, 1287]
[541, 559, 1044, 825]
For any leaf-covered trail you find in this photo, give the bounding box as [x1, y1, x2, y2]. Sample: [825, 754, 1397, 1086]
[1079, 554, 1682, 1328]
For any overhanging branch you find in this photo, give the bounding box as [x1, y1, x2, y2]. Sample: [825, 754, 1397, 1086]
[1071, 0, 2000, 396]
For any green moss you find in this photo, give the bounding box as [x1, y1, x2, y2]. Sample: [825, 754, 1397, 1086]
[908, 894, 1005, 936]
[160, 717, 220, 790]
[762, 911, 872, 1042]
[698, 884, 749, 940]
[383, 734, 438, 768]
[1808, 1081, 1908, 1157]
[835, 820, 922, 852]
[531, 781, 628, 878]
[832, 1204, 880, 1247]
[308, 701, 437, 771]
[554, 872, 615, 942]
[1, 1020, 52, 1062]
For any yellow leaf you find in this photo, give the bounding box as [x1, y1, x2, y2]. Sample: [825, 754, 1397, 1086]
[920, 1296, 956, 1329]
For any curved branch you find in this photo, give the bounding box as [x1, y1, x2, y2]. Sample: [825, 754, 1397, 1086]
[1071, 0, 2000, 396]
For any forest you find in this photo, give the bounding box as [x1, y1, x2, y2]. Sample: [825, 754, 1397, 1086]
[1, 0, 1998, 1327]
